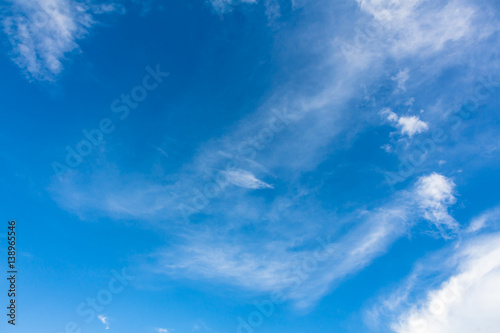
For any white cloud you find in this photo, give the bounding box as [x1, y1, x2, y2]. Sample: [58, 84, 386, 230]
[398, 116, 429, 137]
[414, 173, 458, 235]
[2, 0, 122, 80]
[356, 0, 479, 57]
[467, 214, 488, 234]
[157, 238, 300, 292]
[381, 108, 399, 122]
[45, 0, 493, 314]
[287, 206, 409, 309]
[392, 68, 410, 92]
[150, 171, 460, 310]
[381, 144, 393, 153]
[98, 315, 110, 330]
[466, 205, 500, 233]
[390, 232, 500, 333]
[381, 108, 429, 138]
[223, 169, 273, 189]
[154, 205, 409, 309]
[156, 328, 170, 333]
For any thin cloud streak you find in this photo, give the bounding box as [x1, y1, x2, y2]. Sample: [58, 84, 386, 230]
[150, 173, 457, 310]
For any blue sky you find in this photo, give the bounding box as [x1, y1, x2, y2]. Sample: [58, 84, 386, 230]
[1, 0, 500, 332]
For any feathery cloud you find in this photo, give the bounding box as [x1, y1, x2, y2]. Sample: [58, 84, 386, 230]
[223, 169, 274, 189]
[2, 0, 122, 80]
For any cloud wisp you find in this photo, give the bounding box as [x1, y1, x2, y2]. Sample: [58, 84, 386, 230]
[45, 0, 500, 317]
[2, 0, 123, 80]
[149, 173, 458, 310]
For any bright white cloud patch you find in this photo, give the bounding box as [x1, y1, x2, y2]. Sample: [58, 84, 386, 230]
[391, 233, 500, 333]
[98, 314, 110, 329]
[381, 108, 429, 138]
[398, 116, 429, 137]
[2, 0, 122, 80]
[223, 169, 273, 189]
[415, 173, 458, 235]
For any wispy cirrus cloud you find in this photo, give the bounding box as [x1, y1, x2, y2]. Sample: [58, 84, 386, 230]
[356, 0, 478, 56]
[47, 0, 498, 315]
[2, 0, 123, 81]
[147, 173, 458, 310]
[466, 204, 500, 234]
